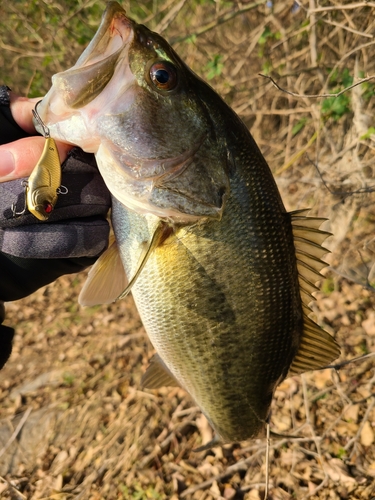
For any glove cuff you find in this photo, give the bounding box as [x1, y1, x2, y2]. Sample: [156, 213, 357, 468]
[0, 85, 11, 106]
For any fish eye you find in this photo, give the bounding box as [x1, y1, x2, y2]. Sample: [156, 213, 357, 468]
[149, 62, 177, 91]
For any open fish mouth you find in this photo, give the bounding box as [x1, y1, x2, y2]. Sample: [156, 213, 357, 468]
[52, 3, 135, 109]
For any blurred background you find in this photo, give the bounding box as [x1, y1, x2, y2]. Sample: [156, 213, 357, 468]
[0, 1, 374, 499]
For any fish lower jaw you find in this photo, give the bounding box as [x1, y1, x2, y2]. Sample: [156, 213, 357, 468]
[110, 188, 213, 223]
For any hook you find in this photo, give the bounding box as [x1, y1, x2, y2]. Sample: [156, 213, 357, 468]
[32, 100, 50, 138]
[11, 181, 28, 217]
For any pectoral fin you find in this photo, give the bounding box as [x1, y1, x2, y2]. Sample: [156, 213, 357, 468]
[116, 222, 166, 301]
[289, 210, 340, 374]
[79, 235, 127, 306]
[141, 353, 180, 389]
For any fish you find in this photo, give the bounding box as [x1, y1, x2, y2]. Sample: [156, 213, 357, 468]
[34, 1, 340, 448]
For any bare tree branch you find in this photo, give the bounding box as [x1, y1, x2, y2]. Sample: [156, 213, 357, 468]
[260, 73, 375, 99]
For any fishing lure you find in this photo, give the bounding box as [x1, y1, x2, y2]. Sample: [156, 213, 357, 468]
[12, 101, 67, 221]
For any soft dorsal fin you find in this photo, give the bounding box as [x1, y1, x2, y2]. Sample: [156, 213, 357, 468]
[79, 235, 127, 306]
[141, 353, 180, 389]
[289, 210, 340, 374]
[116, 221, 165, 301]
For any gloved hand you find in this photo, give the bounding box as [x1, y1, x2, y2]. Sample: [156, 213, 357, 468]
[0, 86, 111, 369]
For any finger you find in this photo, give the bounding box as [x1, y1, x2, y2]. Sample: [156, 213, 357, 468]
[9, 92, 41, 134]
[0, 137, 72, 181]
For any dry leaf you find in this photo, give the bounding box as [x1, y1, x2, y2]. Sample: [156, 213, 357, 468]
[326, 459, 356, 485]
[244, 490, 261, 500]
[344, 404, 360, 423]
[362, 311, 375, 336]
[360, 421, 374, 446]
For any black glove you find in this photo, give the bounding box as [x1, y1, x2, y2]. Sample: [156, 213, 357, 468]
[0, 86, 111, 369]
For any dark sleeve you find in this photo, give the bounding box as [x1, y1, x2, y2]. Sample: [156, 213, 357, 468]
[0, 87, 31, 143]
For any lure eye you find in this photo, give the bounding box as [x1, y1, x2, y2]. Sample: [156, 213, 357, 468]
[43, 201, 54, 214]
[149, 62, 177, 91]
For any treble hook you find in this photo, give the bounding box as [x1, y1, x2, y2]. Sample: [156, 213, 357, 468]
[11, 180, 28, 217]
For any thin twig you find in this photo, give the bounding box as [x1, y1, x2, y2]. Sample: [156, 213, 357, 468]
[0, 407, 32, 460]
[172, 0, 268, 43]
[260, 73, 375, 99]
[344, 397, 375, 454]
[155, 0, 189, 33]
[308, 2, 375, 13]
[0, 476, 27, 500]
[325, 352, 375, 371]
[274, 132, 317, 175]
[321, 18, 374, 39]
[307, 155, 375, 198]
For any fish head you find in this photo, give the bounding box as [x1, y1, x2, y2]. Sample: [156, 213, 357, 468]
[35, 1, 232, 223]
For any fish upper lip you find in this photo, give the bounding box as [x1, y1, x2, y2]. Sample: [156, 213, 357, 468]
[75, 3, 134, 68]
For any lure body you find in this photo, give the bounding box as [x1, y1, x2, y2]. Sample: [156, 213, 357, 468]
[26, 131, 62, 220]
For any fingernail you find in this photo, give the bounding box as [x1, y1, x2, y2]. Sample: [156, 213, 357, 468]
[0, 150, 15, 177]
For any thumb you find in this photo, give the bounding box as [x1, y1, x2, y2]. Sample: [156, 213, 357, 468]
[9, 93, 41, 134]
[0, 137, 72, 181]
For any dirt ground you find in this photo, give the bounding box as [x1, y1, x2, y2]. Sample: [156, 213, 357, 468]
[1, 1, 375, 499]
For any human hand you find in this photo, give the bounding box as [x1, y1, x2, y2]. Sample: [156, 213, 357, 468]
[0, 90, 72, 180]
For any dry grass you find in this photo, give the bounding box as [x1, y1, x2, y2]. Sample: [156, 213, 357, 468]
[1, 1, 375, 499]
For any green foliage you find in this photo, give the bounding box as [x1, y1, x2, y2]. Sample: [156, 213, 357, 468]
[257, 26, 282, 75]
[322, 277, 335, 294]
[205, 54, 224, 80]
[321, 94, 351, 121]
[329, 67, 353, 88]
[185, 34, 197, 44]
[360, 126, 375, 140]
[321, 68, 354, 121]
[258, 26, 281, 46]
[359, 340, 369, 354]
[118, 483, 164, 500]
[63, 372, 75, 386]
[261, 60, 273, 76]
[292, 117, 308, 136]
[361, 79, 375, 101]
[336, 448, 347, 459]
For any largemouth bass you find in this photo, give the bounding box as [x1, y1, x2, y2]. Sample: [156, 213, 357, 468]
[34, 2, 340, 447]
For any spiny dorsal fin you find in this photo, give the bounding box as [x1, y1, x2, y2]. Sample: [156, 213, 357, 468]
[79, 235, 127, 306]
[141, 353, 180, 389]
[289, 210, 340, 373]
[116, 221, 165, 301]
